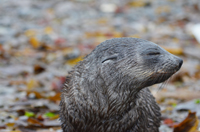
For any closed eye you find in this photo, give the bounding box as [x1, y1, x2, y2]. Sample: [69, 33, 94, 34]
[102, 54, 118, 63]
[147, 52, 160, 55]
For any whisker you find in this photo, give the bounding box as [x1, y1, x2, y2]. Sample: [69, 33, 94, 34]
[157, 76, 171, 92]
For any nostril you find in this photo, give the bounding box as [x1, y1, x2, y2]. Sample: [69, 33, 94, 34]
[178, 59, 183, 69]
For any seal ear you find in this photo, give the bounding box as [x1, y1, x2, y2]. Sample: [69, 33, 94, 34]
[102, 54, 118, 63]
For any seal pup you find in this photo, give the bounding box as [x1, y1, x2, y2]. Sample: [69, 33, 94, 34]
[60, 38, 183, 132]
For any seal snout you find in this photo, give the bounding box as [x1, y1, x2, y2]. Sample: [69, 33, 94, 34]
[178, 59, 183, 69]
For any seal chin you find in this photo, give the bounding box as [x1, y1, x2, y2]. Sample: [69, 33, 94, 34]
[146, 72, 174, 85]
[156, 73, 172, 83]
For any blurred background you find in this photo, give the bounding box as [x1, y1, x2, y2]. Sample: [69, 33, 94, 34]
[0, 0, 200, 131]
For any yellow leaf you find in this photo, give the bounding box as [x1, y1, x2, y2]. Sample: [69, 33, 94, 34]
[95, 31, 104, 37]
[47, 8, 54, 14]
[25, 29, 37, 37]
[174, 111, 199, 132]
[113, 32, 123, 38]
[27, 118, 43, 126]
[6, 122, 15, 127]
[162, 47, 183, 55]
[97, 18, 108, 24]
[66, 56, 83, 65]
[27, 79, 38, 90]
[128, 1, 146, 7]
[48, 92, 61, 102]
[85, 32, 94, 38]
[62, 47, 74, 54]
[29, 37, 40, 49]
[49, 114, 59, 120]
[44, 26, 53, 34]
[155, 6, 171, 14]
[96, 36, 107, 44]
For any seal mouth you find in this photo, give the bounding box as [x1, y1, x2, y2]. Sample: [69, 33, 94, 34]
[149, 71, 175, 85]
[157, 65, 181, 74]
[157, 70, 176, 74]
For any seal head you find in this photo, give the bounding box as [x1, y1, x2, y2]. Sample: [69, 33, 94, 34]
[60, 38, 183, 132]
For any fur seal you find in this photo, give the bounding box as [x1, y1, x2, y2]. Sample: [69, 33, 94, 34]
[60, 38, 183, 132]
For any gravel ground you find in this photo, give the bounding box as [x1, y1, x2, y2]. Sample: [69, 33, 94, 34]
[0, 0, 200, 131]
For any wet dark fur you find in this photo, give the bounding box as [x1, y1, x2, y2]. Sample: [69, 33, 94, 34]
[60, 38, 183, 132]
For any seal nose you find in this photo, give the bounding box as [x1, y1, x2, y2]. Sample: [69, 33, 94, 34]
[178, 59, 183, 69]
